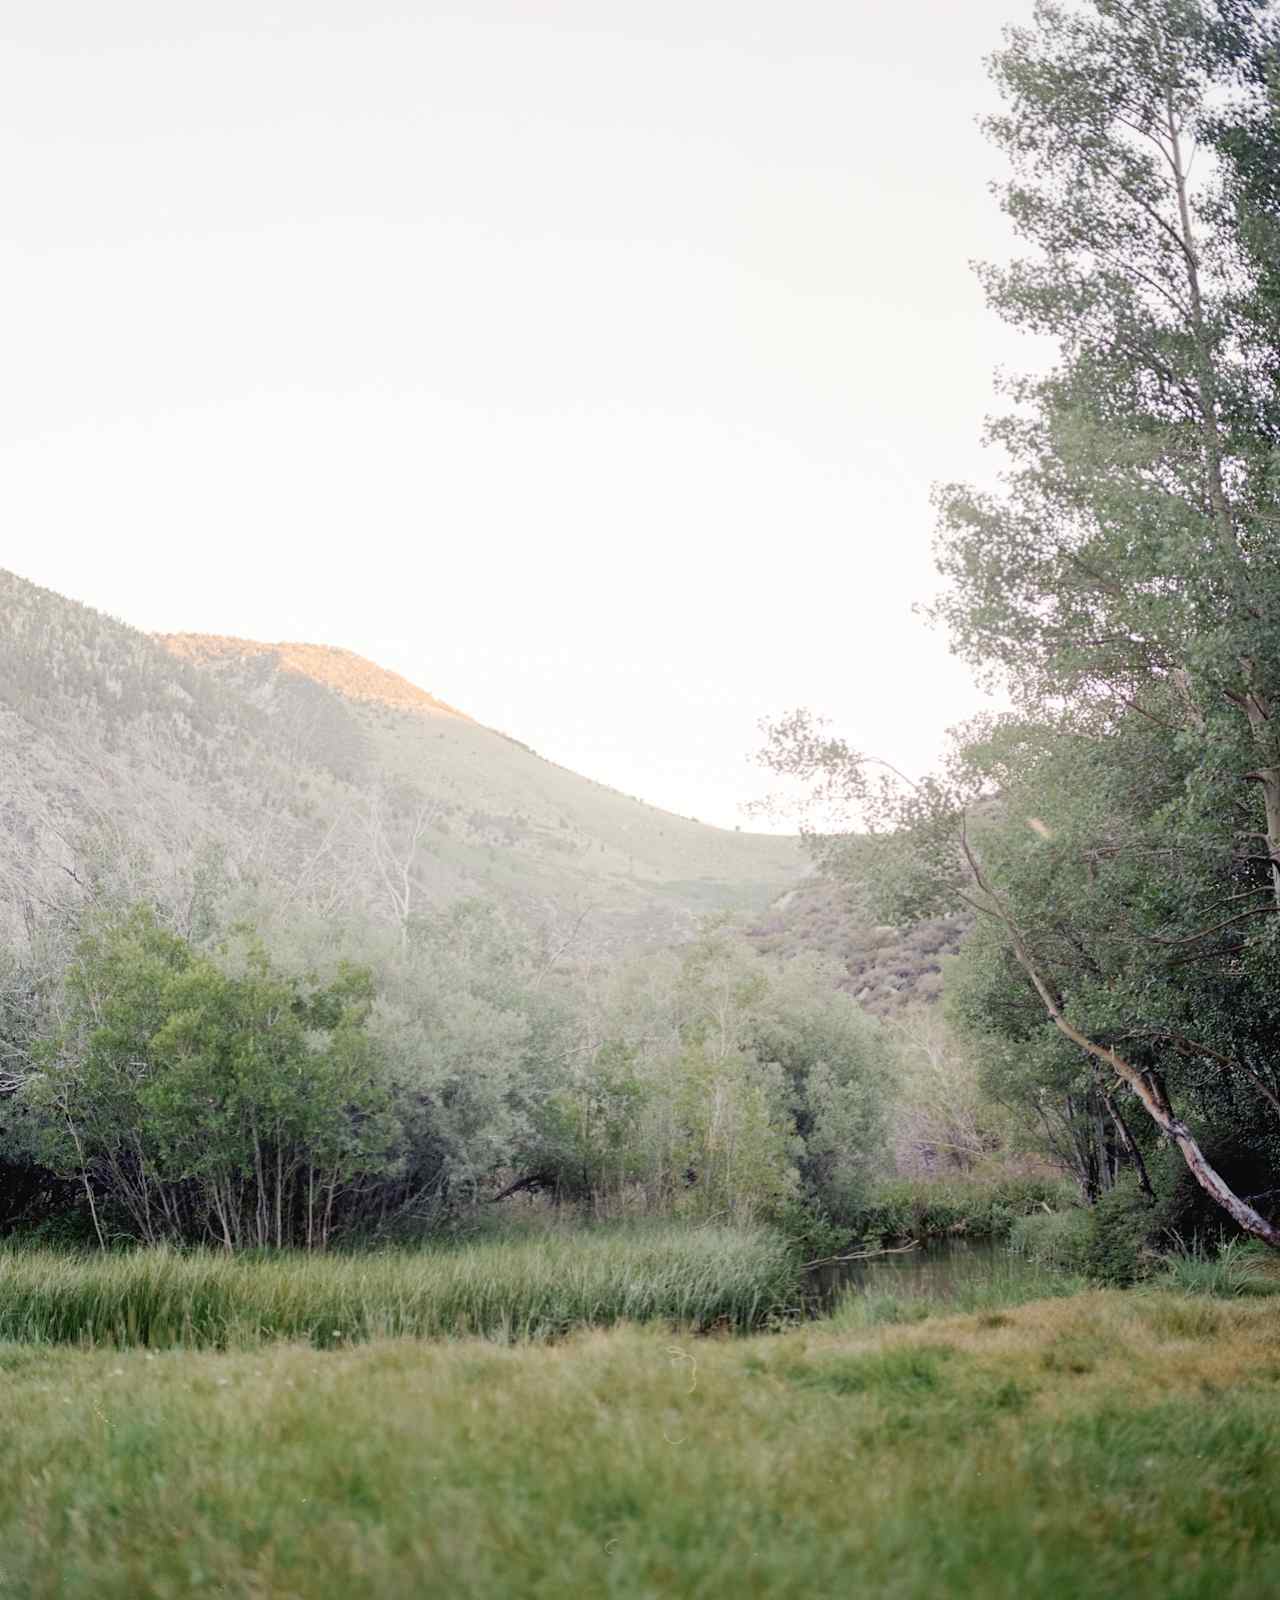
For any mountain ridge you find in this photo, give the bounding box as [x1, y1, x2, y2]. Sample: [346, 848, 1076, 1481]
[158, 634, 474, 724]
[0, 569, 803, 951]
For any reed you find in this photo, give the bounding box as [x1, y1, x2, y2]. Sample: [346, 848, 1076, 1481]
[0, 1224, 800, 1348]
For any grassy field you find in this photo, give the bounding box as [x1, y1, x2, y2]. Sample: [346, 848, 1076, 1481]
[0, 1225, 800, 1347]
[2, 1286, 1280, 1598]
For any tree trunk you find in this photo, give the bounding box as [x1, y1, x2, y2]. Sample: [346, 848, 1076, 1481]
[1101, 1085, 1155, 1203]
[1014, 938, 1280, 1245]
[958, 829, 1280, 1247]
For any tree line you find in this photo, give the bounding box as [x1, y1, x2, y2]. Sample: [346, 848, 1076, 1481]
[0, 895, 902, 1249]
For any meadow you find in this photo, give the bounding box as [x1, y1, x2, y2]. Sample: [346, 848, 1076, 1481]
[3, 1283, 1280, 1598]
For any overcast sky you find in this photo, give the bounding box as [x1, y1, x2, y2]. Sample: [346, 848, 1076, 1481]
[4, 0, 1041, 830]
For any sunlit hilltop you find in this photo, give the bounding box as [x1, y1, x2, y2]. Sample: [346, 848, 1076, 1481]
[159, 634, 472, 721]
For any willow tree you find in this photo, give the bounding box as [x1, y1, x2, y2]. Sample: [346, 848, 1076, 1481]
[936, 0, 1280, 865]
[767, 0, 1280, 1244]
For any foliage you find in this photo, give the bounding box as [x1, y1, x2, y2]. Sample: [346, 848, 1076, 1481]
[1008, 1208, 1093, 1273]
[883, 1004, 1012, 1175]
[841, 1175, 1075, 1246]
[22, 907, 400, 1249]
[745, 876, 969, 1016]
[515, 929, 892, 1227]
[0, 901, 898, 1246]
[1080, 1180, 1160, 1286]
[762, 0, 1280, 1246]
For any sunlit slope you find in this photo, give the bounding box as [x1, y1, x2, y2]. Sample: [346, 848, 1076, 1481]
[161, 631, 803, 936]
[0, 569, 801, 946]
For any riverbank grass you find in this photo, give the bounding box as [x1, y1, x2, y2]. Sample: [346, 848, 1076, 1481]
[0, 1224, 799, 1347]
[2, 1288, 1279, 1598]
[828, 1249, 1086, 1329]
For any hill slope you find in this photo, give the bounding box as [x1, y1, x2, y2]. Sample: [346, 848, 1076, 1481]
[0, 570, 802, 949]
[745, 876, 970, 1016]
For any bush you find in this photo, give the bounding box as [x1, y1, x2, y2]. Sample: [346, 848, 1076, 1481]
[847, 1175, 1077, 1245]
[1008, 1208, 1091, 1272]
[1145, 1136, 1280, 1249]
[23, 908, 400, 1251]
[1081, 1180, 1158, 1286]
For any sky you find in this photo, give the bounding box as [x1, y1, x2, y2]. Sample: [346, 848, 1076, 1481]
[3, 0, 1043, 831]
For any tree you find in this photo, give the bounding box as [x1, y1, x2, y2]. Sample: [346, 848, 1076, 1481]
[520, 929, 890, 1224]
[766, 0, 1280, 1245]
[884, 1003, 1009, 1178]
[24, 907, 400, 1248]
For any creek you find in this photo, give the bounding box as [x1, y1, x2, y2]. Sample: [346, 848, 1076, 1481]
[807, 1239, 1060, 1313]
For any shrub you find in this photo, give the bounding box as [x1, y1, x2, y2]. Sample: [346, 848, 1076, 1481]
[1081, 1180, 1157, 1286]
[846, 1175, 1076, 1245]
[1008, 1208, 1091, 1272]
[23, 908, 400, 1250]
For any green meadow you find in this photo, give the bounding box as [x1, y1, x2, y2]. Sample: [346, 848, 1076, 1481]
[3, 1277, 1280, 1599]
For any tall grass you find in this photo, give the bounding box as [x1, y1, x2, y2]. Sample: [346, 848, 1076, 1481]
[1157, 1238, 1280, 1299]
[0, 1224, 800, 1348]
[3, 1290, 1280, 1597]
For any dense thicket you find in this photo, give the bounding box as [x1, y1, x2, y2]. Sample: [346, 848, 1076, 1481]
[0, 894, 897, 1247]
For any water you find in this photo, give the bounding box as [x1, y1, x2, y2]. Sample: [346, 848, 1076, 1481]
[807, 1240, 1068, 1319]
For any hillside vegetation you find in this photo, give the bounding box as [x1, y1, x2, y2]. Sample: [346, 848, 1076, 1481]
[0, 569, 801, 951]
[746, 875, 969, 1017]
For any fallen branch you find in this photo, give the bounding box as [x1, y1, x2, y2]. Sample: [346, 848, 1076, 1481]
[803, 1240, 920, 1270]
[489, 1171, 558, 1203]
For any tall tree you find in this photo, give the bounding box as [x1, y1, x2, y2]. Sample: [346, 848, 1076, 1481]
[767, 0, 1280, 1244]
[934, 0, 1280, 878]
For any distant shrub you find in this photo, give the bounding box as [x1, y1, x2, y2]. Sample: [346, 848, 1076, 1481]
[846, 1175, 1076, 1244]
[1009, 1208, 1091, 1272]
[1081, 1180, 1158, 1286]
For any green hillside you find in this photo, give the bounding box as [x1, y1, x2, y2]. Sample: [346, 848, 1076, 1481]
[0, 570, 802, 949]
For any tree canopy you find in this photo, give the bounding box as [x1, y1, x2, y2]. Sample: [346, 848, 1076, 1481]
[765, 0, 1280, 1245]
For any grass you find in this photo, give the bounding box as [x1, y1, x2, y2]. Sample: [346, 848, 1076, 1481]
[0, 1224, 800, 1348]
[1008, 1205, 1093, 1270]
[3, 1289, 1280, 1596]
[1157, 1238, 1280, 1299]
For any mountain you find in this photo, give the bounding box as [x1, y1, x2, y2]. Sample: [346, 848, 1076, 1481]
[0, 569, 803, 949]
